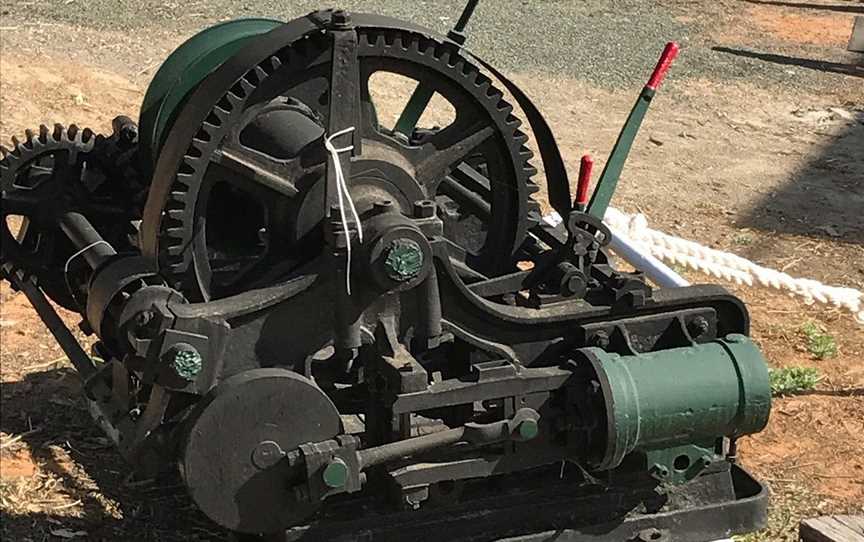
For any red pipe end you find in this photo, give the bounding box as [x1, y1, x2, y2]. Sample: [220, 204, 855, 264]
[645, 42, 679, 91]
[575, 154, 594, 208]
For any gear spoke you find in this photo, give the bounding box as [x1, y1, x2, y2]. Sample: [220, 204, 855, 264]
[0, 189, 44, 215]
[212, 142, 319, 199]
[414, 123, 495, 190]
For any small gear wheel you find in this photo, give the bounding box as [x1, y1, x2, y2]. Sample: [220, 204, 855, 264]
[1, 124, 96, 309]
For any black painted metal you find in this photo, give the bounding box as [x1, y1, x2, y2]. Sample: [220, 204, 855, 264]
[0, 6, 772, 541]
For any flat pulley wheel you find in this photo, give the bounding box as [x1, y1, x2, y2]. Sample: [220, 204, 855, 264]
[180, 368, 342, 534]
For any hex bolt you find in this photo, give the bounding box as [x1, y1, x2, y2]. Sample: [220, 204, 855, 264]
[589, 330, 610, 349]
[135, 310, 154, 327]
[331, 9, 351, 28]
[688, 316, 710, 338]
[112, 115, 138, 144]
[251, 440, 286, 470]
[413, 199, 436, 218]
[167, 343, 203, 381]
[649, 463, 669, 481]
[322, 458, 349, 489]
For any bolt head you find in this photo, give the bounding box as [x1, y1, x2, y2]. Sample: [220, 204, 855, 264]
[688, 316, 710, 338]
[589, 330, 610, 349]
[251, 440, 285, 470]
[413, 200, 436, 218]
[331, 9, 351, 27]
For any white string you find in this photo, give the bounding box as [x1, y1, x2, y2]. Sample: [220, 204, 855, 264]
[324, 127, 363, 295]
[63, 240, 112, 308]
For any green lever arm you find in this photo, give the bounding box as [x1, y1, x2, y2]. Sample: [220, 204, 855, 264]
[393, 0, 480, 136]
[586, 42, 679, 220]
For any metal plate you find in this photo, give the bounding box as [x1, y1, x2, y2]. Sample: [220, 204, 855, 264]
[180, 368, 341, 534]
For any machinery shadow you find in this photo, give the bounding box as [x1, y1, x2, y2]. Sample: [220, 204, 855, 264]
[724, 84, 864, 247]
[742, 0, 864, 14]
[712, 47, 864, 78]
[0, 368, 223, 541]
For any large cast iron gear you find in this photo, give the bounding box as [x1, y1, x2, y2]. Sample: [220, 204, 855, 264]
[1, 124, 97, 308]
[141, 13, 542, 301]
[1, 122, 144, 309]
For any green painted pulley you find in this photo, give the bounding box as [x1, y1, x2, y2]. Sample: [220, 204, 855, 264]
[138, 18, 283, 168]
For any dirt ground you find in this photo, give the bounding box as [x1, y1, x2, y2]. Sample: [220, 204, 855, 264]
[1, 1, 862, 541]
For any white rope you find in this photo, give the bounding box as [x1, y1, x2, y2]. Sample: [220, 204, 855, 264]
[324, 127, 363, 295]
[600, 207, 864, 324]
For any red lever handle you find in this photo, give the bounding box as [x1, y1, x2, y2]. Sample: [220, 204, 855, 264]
[575, 154, 594, 208]
[645, 42, 679, 91]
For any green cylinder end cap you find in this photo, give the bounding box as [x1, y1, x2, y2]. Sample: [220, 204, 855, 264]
[172, 347, 203, 380]
[383, 239, 424, 282]
[517, 419, 539, 441]
[322, 459, 349, 489]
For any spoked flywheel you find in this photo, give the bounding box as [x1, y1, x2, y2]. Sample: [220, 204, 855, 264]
[141, 11, 541, 301]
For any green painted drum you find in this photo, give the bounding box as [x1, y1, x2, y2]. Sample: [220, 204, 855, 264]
[138, 18, 282, 167]
[579, 334, 772, 471]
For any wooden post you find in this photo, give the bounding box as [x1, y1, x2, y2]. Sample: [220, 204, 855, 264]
[849, 16, 864, 53]
[800, 515, 864, 542]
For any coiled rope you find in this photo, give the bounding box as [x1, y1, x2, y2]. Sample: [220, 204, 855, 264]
[601, 207, 863, 324]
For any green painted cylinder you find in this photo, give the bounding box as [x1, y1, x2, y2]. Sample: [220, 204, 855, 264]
[581, 334, 771, 470]
[138, 18, 282, 167]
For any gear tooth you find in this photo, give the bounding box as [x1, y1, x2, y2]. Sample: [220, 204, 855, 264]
[166, 244, 186, 257]
[38, 125, 50, 143]
[53, 124, 64, 141]
[526, 183, 540, 195]
[67, 124, 80, 142]
[81, 127, 94, 144]
[213, 107, 230, 122]
[24, 129, 36, 145]
[269, 56, 282, 70]
[10, 135, 21, 148]
[225, 92, 243, 107]
[0, 144, 10, 159]
[174, 174, 194, 191]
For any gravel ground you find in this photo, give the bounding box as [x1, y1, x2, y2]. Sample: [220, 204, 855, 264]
[2, 0, 859, 92]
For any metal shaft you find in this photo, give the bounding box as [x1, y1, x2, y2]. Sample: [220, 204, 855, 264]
[59, 212, 117, 269]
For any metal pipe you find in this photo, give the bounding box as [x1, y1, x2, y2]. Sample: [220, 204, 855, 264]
[59, 212, 117, 269]
[607, 228, 689, 288]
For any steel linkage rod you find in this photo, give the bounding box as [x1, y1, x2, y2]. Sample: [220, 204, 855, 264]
[6, 267, 105, 393]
